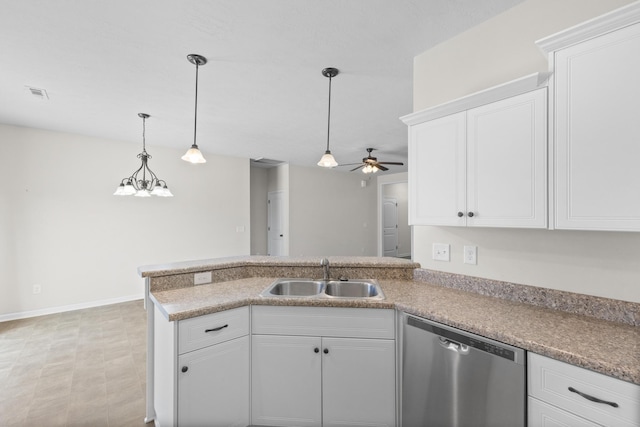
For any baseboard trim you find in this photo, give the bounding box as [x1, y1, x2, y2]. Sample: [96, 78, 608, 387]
[0, 294, 144, 322]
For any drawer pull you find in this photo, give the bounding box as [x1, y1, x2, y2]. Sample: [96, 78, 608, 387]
[568, 387, 619, 408]
[205, 324, 229, 333]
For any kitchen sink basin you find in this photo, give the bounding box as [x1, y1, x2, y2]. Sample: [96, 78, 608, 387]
[264, 279, 324, 297]
[325, 281, 380, 298]
[260, 278, 384, 300]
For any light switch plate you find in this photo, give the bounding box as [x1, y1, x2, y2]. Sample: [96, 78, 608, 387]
[432, 243, 450, 261]
[464, 245, 477, 265]
[194, 271, 212, 285]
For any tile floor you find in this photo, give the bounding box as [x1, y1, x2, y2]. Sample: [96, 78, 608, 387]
[0, 300, 149, 426]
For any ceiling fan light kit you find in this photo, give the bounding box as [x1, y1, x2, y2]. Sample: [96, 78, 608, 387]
[346, 147, 404, 173]
[114, 113, 173, 197]
[317, 67, 339, 168]
[181, 54, 207, 164]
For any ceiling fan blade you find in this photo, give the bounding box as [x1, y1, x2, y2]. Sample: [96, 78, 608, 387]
[350, 165, 364, 172]
[339, 162, 364, 166]
[377, 164, 389, 171]
[377, 161, 404, 166]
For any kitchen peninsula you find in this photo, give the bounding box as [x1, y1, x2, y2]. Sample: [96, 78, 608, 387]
[139, 256, 639, 426]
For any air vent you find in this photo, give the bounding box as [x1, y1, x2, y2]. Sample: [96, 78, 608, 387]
[24, 86, 49, 100]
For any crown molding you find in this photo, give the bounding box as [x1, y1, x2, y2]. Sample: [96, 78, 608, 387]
[400, 72, 550, 126]
[536, 1, 640, 54]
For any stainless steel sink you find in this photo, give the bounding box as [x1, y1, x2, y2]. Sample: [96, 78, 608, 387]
[263, 279, 324, 297]
[325, 281, 380, 298]
[260, 278, 384, 300]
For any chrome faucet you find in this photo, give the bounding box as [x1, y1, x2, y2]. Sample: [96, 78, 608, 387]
[320, 258, 330, 280]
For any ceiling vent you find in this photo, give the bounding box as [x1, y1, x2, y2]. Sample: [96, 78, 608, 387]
[24, 86, 49, 100]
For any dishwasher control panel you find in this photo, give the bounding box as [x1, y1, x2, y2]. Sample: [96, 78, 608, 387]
[406, 315, 521, 362]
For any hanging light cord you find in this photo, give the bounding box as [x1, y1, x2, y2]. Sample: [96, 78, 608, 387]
[137, 115, 150, 183]
[193, 60, 200, 147]
[141, 115, 147, 153]
[326, 74, 332, 152]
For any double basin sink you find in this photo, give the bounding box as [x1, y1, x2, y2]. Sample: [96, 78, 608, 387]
[260, 278, 384, 300]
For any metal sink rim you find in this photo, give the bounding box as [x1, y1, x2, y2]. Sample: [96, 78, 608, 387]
[260, 278, 385, 300]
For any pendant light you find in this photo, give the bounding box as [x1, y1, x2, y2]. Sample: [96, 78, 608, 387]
[181, 54, 207, 164]
[317, 67, 339, 168]
[114, 113, 173, 197]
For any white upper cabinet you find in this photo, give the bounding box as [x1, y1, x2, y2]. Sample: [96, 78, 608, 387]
[538, 3, 640, 231]
[408, 112, 466, 226]
[466, 89, 547, 228]
[403, 76, 548, 229]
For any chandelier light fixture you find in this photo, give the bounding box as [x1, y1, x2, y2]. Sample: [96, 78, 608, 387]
[114, 113, 173, 197]
[317, 67, 339, 168]
[181, 54, 207, 164]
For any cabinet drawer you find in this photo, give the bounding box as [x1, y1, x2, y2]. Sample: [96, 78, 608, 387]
[529, 397, 600, 427]
[252, 306, 395, 339]
[178, 306, 249, 354]
[528, 353, 640, 427]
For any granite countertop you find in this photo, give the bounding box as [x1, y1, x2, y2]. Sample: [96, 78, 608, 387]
[139, 255, 419, 277]
[149, 275, 639, 385]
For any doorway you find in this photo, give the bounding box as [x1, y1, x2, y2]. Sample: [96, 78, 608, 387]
[383, 198, 399, 257]
[379, 180, 411, 259]
[267, 190, 285, 256]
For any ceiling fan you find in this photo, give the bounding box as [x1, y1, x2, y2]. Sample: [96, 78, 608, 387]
[343, 148, 404, 173]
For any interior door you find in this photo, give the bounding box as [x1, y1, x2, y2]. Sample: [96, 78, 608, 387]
[383, 198, 398, 257]
[267, 190, 284, 256]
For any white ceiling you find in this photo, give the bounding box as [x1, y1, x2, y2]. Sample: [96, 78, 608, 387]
[0, 0, 522, 172]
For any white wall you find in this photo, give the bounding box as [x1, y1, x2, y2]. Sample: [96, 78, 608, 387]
[0, 124, 250, 318]
[412, 0, 639, 303]
[288, 166, 377, 256]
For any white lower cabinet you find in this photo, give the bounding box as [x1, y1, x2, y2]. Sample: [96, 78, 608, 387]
[178, 335, 249, 426]
[153, 306, 250, 427]
[529, 397, 600, 427]
[528, 353, 640, 427]
[251, 306, 396, 427]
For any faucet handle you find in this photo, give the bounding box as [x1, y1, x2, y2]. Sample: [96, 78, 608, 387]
[320, 258, 329, 266]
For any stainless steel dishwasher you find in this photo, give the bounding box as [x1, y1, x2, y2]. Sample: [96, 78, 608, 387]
[400, 313, 526, 427]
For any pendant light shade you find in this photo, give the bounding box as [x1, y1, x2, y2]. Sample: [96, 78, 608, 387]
[114, 113, 173, 197]
[317, 67, 339, 168]
[182, 54, 207, 164]
[181, 145, 206, 163]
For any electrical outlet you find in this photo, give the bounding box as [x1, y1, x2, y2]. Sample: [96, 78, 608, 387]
[33, 284, 41, 294]
[464, 245, 477, 265]
[194, 272, 212, 285]
[432, 243, 450, 261]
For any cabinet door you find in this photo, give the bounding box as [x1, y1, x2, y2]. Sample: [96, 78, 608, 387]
[554, 22, 640, 231]
[466, 88, 547, 228]
[322, 337, 396, 427]
[177, 335, 249, 427]
[408, 112, 466, 226]
[252, 335, 322, 427]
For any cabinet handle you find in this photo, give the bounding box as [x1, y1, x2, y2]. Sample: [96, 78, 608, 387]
[205, 324, 228, 333]
[314, 347, 320, 353]
[568, 387, 619, 408]
[181, 366, 188, 373]
[467, 212, 474, 217]
[457, 212, 464, 217]
[323, 348, 329, 354]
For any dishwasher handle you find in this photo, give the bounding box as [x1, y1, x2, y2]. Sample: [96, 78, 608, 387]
[439, 337, 469, 354]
